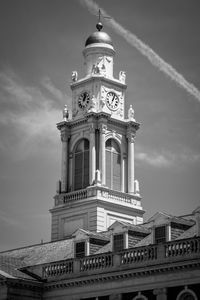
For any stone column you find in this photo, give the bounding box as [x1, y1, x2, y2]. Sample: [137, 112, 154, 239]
[99, 124, 107, 185]
[121, 153, 126, 192]
[89, 125, 96, 185]
[153, 288, 167, 300]
[61, 128, 69, 193]
[127, 131, 135, 194]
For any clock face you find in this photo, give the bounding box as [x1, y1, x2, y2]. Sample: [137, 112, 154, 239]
[106, 91, 120, 110]
[78, 91, 90, 109]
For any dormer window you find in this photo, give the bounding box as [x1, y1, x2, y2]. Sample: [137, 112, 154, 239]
[75, 241, 85, 258]
[113, 234, 124, 252]
[155, 226, 166, 243]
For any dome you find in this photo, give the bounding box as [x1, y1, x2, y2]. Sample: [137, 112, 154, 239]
[85, 31, 113, 47]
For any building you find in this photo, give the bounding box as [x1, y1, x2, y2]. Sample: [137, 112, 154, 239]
[0, 21, 200, 300]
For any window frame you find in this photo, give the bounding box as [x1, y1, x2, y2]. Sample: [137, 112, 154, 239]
[74, 241, 86, 258]
[176, 287, 197, 300]
[105, 138, 121, 191]
[73, 138, 89, 191]
[113, 233, 124, 252]
[154, 225, 167, 244]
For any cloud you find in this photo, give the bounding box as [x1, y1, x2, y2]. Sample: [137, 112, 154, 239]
[0, 70, 65, 160]
[80, 0, 200, 102]
[41, 76, 69, 105]
[136, 152, 172, 167]
[136, 148, 200, 168]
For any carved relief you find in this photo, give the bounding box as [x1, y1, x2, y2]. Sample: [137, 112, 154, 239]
[71, 71, 78, 82]
[88, 95, 96, 112]
[99, 124, 107, 134]
[127, 131, 136, 143]
[63, 104, 69, 121]
[128, 104, 135, 121]
[119, 71, 126, 83]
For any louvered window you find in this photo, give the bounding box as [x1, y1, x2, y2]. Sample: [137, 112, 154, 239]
[155, 226, 166, 243]
[75, 242, 85, 258]
[113, 234, 124, 252]
[106, 139, 121, 191]
[74, 139, 89, 190]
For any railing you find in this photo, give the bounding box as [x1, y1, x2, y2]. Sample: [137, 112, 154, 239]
[56, 186, 141, 207]
[121, 245, 157, 265]
[42, 259, 73, 278]
[63, 189, 88, 203]
[80, 253, 113, 272]
[36, 236, 200, 280]
[165, 236, 200, 258]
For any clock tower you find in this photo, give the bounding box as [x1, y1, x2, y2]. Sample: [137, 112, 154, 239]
[50, 22, 145, 241]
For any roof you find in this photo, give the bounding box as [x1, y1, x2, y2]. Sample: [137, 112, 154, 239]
[0, 255, 35, 280]
[145, 211, 195, 227]
[0, 238, 73, 267]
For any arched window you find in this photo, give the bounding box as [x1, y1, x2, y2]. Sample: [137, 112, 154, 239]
[132, 293, 148, 300]
[177, 288, 197, 300]
[106, 139, 121, 191]
[74, 139, 89, 190]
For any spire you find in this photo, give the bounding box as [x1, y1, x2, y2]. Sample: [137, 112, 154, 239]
[96, 9, 103, 31]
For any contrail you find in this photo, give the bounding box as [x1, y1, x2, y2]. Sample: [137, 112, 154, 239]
[79, 0, 200, 102]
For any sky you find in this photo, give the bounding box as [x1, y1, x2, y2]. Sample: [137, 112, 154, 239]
[0, 0, 200, 251]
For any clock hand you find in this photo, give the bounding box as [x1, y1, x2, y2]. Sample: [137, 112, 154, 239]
[82, 94, 86, 102]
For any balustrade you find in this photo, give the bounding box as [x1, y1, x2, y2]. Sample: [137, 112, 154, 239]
[165, 237, 200, 258]
[80, 253, 113, 272]
[59, 186, 140, 207]
[121, 245, 157, 265]
[42, 260, 73, 278]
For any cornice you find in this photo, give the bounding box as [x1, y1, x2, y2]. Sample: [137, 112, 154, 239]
[5, 277, 43, 290]
[70, 75, 127, 90]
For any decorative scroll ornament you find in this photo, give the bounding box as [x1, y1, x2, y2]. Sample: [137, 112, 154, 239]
[71, 71, 78, 82]
[128, 104, 135, 121]
[127, 131, 136, 143]
[99, 124, 107, 134]
[134, 179, 140, 195]
[119, 71, 126, 83]
[63, 104, 69, 121]
[88, 95, 96, 112]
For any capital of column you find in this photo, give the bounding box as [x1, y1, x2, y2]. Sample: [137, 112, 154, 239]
[61, 129, 69, 142]
[99, 124, 107, 134]
[89, 124, 96, 134]
[126, 131, 136, 143]
[153, 288, 167, 296]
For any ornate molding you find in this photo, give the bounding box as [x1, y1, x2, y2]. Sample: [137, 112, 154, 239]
[61, 129, 69, 142]
[99, 124, 107, 134]
[126, 131, 136, 143]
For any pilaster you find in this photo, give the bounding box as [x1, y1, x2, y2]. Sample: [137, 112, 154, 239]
[89, 124, 96, 185]
[99, 123, 107, 185]
[60, 127, 70, 193]
[127, 130, 136, 194]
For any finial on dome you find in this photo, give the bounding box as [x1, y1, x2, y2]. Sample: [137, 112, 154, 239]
[96, 9, 103, 31]
[96, 22, 103, 31]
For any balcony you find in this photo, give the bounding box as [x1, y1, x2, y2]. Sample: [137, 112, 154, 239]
[54, 186, 143, 210]
[22, 236, 200, 282]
